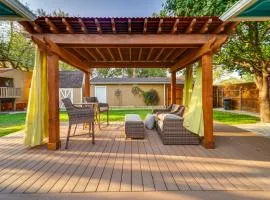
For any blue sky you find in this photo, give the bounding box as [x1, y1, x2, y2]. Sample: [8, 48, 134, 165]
[19, 0, 165, 17]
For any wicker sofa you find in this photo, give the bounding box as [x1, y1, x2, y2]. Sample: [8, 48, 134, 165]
[154, 106, 200, 145]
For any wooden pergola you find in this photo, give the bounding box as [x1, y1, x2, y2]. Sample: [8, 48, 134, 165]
[20, 16, 238, 150]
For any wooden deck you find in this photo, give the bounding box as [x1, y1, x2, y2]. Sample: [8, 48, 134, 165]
[0, 123, 269, 194]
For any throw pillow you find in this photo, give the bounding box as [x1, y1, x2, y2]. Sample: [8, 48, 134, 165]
[144, 114, 155, 129]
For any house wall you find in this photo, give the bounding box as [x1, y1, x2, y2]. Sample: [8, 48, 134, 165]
[0, 69, 32, 110]
[90, 84, 167, 107]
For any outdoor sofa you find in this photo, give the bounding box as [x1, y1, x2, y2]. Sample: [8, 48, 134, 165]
[153, 104, 200, 145]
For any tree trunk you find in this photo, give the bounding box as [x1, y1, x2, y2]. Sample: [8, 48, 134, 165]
[255, 74, 270, 123]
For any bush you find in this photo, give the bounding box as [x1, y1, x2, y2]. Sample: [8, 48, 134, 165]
[142, 89, 159, 106]
[131, 86, 159, 106]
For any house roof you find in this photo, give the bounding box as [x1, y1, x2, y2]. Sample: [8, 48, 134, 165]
[60, 71, 83, 88]
[0, 0, 36, 21]
[91, 77, 184, 85]
[220, 0, 270, 21]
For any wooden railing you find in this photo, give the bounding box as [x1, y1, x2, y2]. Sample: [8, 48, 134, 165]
[0, 87, 21, 98]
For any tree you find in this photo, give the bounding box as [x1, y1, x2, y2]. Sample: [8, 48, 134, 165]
[159, 0, 270, 122]
[0, 22, 35, 71]
[95, 68, 167, 78]
[0, 9, 72, 71]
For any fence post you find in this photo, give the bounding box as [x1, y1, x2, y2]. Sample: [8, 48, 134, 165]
[216, 88, 219, 107]
[221, 88, 224, 107]
[240, 87, 243, 111]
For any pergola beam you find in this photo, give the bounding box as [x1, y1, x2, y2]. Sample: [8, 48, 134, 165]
[95, 18, 102, 33]
[128, 19, 132, 33]
[199, 18, 212, 33]
[155, 48, 165, 61]
[118, 48, 123, 61]
[87, 61, 173, 68]
[146, 48, 153, 61]
[29, 21, 42, 33]
[169, 36, 228, 72]
[171, 18, 179, 34]
[84, 48, 98, 61]
[143, 18, 147, 33]
[32, 36, 89, 72]
[186, 19, 196, 33]
[45, 18, 59, 34]
[78, 18, 88, 34]
[157, 19, 163, 33]
[111, 18, 116, 33]
[62, 18, 74, 34]
[214, 21, 229, 34]
[33, 34, 227, 46]
[95, 48, 107, 61]
[107, 48, 116, 61]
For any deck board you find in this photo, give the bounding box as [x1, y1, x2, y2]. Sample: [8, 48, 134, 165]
[0, 123, 269, 194]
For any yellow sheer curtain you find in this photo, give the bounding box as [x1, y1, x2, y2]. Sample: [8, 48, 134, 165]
[24, 47, 48, 147]
[183, 64, 204, 136]
[182, 66, 193, 110]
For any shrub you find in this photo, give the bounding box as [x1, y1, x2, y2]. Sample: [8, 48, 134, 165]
[142, 89, 159, 106]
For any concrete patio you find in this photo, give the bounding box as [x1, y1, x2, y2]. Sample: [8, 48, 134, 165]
[0, 123, 269, 199]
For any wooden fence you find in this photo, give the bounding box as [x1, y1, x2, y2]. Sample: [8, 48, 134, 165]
[213, 82, 260, 113]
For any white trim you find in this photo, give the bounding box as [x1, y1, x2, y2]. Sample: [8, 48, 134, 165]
[0, 0, 36, 21]
[94, 86, 107, 103]
[220, 0, 259, 21]
[59, 88, 74, 108]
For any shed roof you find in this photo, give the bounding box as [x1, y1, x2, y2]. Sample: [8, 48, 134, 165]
[60, 71, 83, 88]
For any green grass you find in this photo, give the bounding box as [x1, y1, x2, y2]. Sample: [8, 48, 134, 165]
[0, 113, 26, 137]
[0, 109, 260, 137]
[213, 110, 260, 125]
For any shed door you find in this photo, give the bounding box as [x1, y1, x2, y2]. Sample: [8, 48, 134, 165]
[95, 86, 107, 103]
[59, 88, 73, 108]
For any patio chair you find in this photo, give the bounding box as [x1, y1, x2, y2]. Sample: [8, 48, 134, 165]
[62, 98, 95, 149]
[84, 97, 109, 128]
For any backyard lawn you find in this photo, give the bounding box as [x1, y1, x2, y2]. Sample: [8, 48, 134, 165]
[0, 109, 260, 137]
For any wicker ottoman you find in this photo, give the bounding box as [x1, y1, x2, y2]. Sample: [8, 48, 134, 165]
[124, 114, 145, 139]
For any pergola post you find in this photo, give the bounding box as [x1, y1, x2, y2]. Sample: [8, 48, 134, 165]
[201, 53, 214, 149]
[83, 72, 90, 98]
[47, 53, 61, 150]
[170, 71, 176, 104]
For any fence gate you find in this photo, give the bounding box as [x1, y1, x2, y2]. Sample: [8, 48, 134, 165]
[59, 88, 73, 108]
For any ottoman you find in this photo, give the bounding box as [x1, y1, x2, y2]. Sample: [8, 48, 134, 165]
[124, 114, 145, 139]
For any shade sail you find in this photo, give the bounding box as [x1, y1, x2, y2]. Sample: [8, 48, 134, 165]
[220, 0, 270, 21]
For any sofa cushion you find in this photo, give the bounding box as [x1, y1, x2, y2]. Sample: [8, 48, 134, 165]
[144, 114, 155, 130]
[158, 113, 182, 121]
[125, 114, 142, 122]
[171, 104, 180, 113]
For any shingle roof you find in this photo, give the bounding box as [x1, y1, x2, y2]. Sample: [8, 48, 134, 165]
[60, 71, 83, 88]
[91, 77, 184, 84]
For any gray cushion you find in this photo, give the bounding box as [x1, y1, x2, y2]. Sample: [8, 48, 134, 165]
[144, 114, 155, 130]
